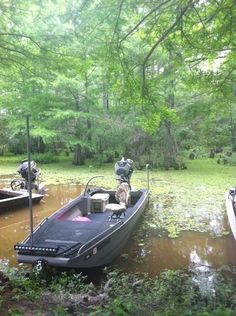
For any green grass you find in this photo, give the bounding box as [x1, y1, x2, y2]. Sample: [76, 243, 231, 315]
[1, 155, 236, 188]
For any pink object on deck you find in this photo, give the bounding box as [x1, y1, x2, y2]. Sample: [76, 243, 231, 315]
[72, 216, 92, 222]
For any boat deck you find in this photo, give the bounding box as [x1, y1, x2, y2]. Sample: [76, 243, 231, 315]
[28, 205, 132, 250]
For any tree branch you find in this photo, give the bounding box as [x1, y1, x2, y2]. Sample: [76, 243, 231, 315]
[0, 56, 38, 76]
[120, 0, 171, 44]
[0, 42, 28, 57]
[0, 32, 42, 49]
[142, 0, 195, 95]
[216, 66, 236, 92]
[111, 0, 125, 44]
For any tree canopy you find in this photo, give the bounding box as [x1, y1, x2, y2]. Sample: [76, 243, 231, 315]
[0, 0, 236, 168]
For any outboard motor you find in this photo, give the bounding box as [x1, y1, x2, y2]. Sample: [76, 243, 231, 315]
[112, 157, 134, 215]
[18, 159, 39, 182]
[114, 157, 133, 185]
[11, 159, 45, 193]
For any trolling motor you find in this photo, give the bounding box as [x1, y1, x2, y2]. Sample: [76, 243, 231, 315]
[114, 157, 133, 187]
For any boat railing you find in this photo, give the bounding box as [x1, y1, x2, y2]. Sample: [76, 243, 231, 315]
[78, 220, 123, 255]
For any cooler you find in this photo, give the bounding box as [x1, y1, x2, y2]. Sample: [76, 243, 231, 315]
[90, 193, 110, 213]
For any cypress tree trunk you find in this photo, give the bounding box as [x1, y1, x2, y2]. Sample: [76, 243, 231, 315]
[73, 144, 85, 165]
[103, 82, 109, 110]
[162, 90, 179, 169]
[163, 119, 178, 169]
[37, 136, 45, 153]
[72, 92, 85, 165]
[231, 122, 236, 152]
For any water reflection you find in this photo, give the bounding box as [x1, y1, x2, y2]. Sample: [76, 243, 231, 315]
[114, 232, 236, 277]
[189, 249, 216, 295]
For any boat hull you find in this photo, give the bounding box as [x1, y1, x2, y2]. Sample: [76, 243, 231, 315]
[16, 189, 149, 268]
[0, 189, 44, 210]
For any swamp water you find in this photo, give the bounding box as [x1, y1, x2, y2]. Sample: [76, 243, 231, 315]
[0, 177, 236, 285]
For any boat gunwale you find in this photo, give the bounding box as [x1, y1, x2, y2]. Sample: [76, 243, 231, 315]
[225, 190, 236, 240]
[0, 188, 43, 199]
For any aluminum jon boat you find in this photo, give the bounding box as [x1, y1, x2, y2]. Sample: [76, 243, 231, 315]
[0, 188, 44, 210]
[225, 187, 236, 240]
[14, 188, 149, 269]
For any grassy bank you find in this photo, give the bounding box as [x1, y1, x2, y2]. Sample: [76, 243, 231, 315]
[1, 264, 236, 316]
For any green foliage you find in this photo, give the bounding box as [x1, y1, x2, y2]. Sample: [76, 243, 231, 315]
[108, 298, 133, 316]
[31, 128, 57, 143]
[135, 148, 186, 171]
[0, 263, 89, 309]
[227, 153, 236, 166]
[1, 214, 236, 316]
[0, 265, 43, 301]
[48, 271, 89, 294]
[7, 308, 24, 316]
[1, 0, 236, 165]
[8, 135, 27, 155]
[138, 113, 162, 135]
[33, 152, 59, 164]
[51, 306, 70, 316]
[152, 270, 194, 307]
[91, 269, 236, 316]
[135, 154, 153, 170]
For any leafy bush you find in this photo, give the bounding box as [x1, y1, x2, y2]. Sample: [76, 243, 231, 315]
[154, 155, 186, 170]
[48, 271, 89, 294]
[135, 151, 187, 170]
[135, 154, 153, 170]
[91, 150, 122, 165]
[90, 269, 236, 316]
[33, 152, 59, 164]
[1, 263, 236, 316]
[227, 153, 236, 166]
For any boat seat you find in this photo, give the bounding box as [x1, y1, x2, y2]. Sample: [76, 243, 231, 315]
[106, 203, 126, 219]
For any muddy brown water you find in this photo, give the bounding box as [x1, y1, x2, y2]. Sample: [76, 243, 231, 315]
[0, 180, 236, 281]
[0, 182, 84, 267]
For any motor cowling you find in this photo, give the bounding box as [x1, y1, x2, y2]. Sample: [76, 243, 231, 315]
[114, 157, 133, 184]
[18, 160, 38, 182]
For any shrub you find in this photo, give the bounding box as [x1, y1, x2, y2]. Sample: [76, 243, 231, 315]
[33, 152, 59, 164]
[227, 153, 236, 166]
